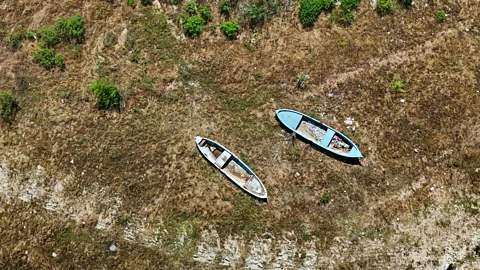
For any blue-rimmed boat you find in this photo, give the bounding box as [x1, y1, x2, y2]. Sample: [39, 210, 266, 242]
[276, 109, 362, 159]
[195, 136, 267, 200]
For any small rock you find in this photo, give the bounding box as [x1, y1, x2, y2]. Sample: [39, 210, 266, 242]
[295, 172, 300, 177]
[430, 187, 435, 192]
[400, 99, 405, 103]
[70, 159, 74, 164]
[52, 252, 57, 257]
[414, 148, 419, 153]
[109, 244, 117, 252]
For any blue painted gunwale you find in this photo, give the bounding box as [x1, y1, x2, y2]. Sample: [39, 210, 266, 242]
[195, 136, 268, 200]
[275, 109, 363, 159]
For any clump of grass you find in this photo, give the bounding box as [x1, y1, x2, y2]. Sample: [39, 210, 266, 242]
[340, 0, 358, 10]
[198, 5, 212, 22]
[0, 91, 17, 118]
[32, 45, 65, 70]
[376, 0, 393, 16]
[296, 73, 310, 88]
[218, 194, 263, 238]
[25, 31, 35, 40]
[219, 0, 231, 17]
[8, 33, 22, 50]
[141, 0, 153, 5]
[220, 21, 239, 39]
[103, 32, 118, 48]
[54, 14, 85, 44]
[320, 194, 330, 205]
[390, 77, 406, 93]
[182, 15, 205, 37]
[436, 10, 446, 22]
[88, 80, 121, 109]
[299, 0, 335, 26]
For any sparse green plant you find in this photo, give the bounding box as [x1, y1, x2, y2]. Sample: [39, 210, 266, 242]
[219, 0, 231, 17]
[341, 0, 359, 10]
[7, 34, 22, 50]
[32, 45, 65, 70]
[296, 73, 310, 88]
[126, 0, 135, 7]
[0, 91, 17, 118]
[103, 32, 118, 47]
[182, 15, 205, 37]
[88, 79, 121, 109]
[166, 93, 179, 103]
[186, 1, 197, 14]
[321, 194, 330, 204]
[244, 3, 265, 28]
[399, 0, 413, 8]
[220, 21, 239, 39]
[299, 0, 335, 26]
[141, 0, 153, 5]
[198, 5, 212, 22]
[334, 7, 354, 26]
[390, 77, 406, 92]
[165, 0, 182, 5]
[25, 31, 35, 40]
[436, 10, 446, 22]
[376, 0, 392, 16]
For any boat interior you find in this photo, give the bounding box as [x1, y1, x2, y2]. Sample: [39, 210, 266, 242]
[297, 118, 352, 153]
[197, 138, 266, 196]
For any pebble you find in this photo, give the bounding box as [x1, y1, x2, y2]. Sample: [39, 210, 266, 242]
[414, 148, 419, 153]
[109, 244, 117, 252]
[400, 99, 405, 103]
[430, 187, 435, 192]
[52, 252, 57, 257]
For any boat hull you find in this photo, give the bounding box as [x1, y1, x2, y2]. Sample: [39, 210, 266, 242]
[195, 136, 268, 200]
[276, 109, 362, 158]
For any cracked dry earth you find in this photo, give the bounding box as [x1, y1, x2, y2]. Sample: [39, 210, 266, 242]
[1, 0, 480, 269]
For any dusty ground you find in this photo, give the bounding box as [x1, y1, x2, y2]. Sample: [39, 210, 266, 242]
[0, 0, 479, 269]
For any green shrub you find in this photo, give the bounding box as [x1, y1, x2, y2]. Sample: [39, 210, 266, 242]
[88, 80, 121, 109]
[399, 0, 413, 8]
[376, 0, 392, 16]
[390, 77, 406, 92]
[244, 4, 265, 28]
[436, 10, 446, 22]
[25, 31, 35, 40]
[165, 0, 182, 5]
[321, 194, 330, 205]
[337, 7, 354, 25]
[141, 0, 153, 5]
[186, 1, 197, 14]
[198, 5, 212, 22]
[182, 15, 205, 37]
[220, 21, 239, 39]
[32, 45, 65, 70]
[299, 0, 334, 26]
[54, 14, 85, 44]
[37, 27, 58, 47]
[219, 0, 231, 17]
[340, 0, 359, 10]
[0, 91, 17, 118]
[126, 0, 135, 7]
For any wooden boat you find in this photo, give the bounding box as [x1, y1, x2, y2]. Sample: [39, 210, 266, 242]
[195, 136, 268, 200]
[276, 109, 363, 159]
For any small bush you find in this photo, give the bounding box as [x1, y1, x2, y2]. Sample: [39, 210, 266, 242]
[299, 0, 335, 26]
[141, 0, 153, 5]
[32, 45, 65, 70]
[37, 27, 58, 47]
[340, 0, 359, 10]
[244, 4, 265, 28]
[321, 194, 330, 205]
[182, 15, 205, 37]
[220, 21, 239, 39]
[198, 5, 212, 22]
[126, 0, 135, 7]
[219, 0, 231, 17]
[54, 14, 85, 44]
[25, 31, 35, 40]
[0, 91, 17, 118]
[88, 80, 121, 109]
[376, 0, 392, 16]
[186, 1, 197, 15]
[330, 7, 354, 26]
[436, 10, 446, 22]
[399, 0, 413, 8]
[165, 0, 182, 5]
[390, 77, 406, 92]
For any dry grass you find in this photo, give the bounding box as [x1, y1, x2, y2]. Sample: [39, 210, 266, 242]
[1, 0, 479, 268]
